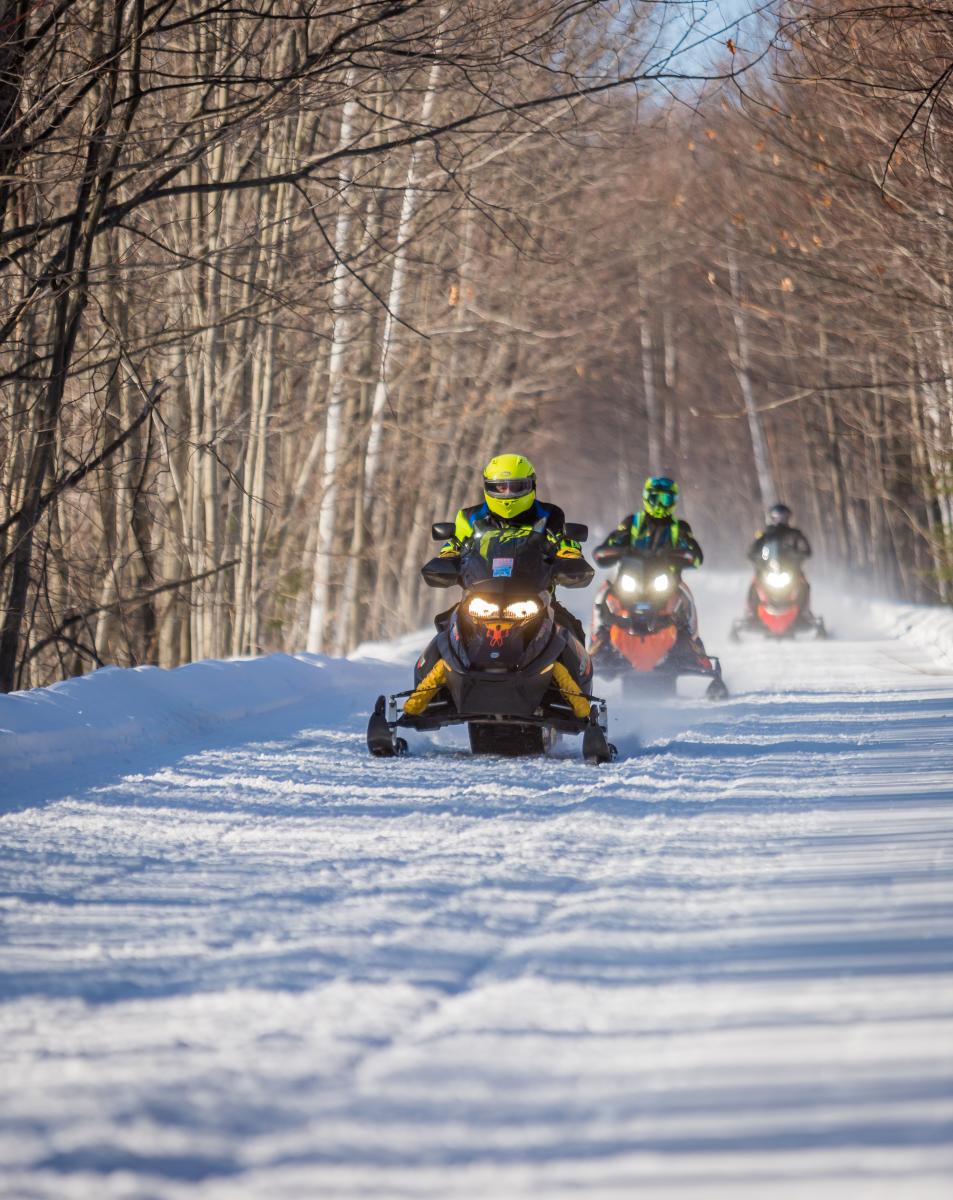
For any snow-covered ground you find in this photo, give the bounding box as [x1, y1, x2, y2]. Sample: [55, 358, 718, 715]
[1, 576, 952, 1199]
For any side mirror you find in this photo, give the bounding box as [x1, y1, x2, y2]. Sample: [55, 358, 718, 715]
[564, 522, 588, 543]
[432, 522, 455, 542]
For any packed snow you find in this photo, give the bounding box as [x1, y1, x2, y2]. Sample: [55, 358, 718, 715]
[1, 576, 952, 1198]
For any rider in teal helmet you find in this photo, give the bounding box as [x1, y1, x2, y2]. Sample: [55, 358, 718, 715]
[595, 476, 702, 564]
[589, 475, 710, 668]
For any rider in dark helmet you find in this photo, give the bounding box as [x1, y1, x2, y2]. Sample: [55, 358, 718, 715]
[748, 504, 812, 563]
[746, 503, 813, 618]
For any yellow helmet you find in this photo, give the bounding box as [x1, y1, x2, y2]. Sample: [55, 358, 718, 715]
[483, 453, 536, 519]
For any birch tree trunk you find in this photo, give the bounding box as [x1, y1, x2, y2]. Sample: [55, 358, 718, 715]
[306, 93, 359, 653]
[728, 253, 776, 509]
[637, 268, 661, 472]
[336, 51, 445, 649]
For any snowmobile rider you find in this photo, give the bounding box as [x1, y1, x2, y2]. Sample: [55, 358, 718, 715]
[424, 453, 592, 646]
[746, 502, 813, 616]
[589, 475, 711, 668]
[747, 503, 811, 563]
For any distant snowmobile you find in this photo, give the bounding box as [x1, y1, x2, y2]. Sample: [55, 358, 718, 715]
[592, 551, 727, 699]
[367, 520, 616, 763]
[731, 538, 827, 641]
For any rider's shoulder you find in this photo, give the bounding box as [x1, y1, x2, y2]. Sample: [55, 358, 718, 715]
[455, 503, 487, 539]
[534, 499, 565, 530]
[609, 513, 637, 534]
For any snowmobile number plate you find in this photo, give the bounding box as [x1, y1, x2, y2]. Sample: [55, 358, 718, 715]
[492, 558, 514, 577]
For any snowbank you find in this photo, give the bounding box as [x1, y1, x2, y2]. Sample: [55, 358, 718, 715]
[868, 600, 953, 668]
[0, 651, 404, 796]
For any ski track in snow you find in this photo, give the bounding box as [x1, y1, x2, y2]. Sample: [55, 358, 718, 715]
[1, 580, 952, 1198]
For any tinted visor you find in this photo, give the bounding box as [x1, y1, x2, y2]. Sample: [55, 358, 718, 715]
[484, 476, 534, 498]
[646, 487, 676, 508]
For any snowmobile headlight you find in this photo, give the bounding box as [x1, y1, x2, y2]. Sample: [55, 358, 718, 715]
[765, 569, 792, 589]
[652, 573, 672, 594]
[619, 573, 638, 593]
[503, 599, 539, 620]
[468, 597, 500, 618]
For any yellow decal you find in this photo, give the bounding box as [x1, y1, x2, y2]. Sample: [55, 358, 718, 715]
[478, 525, 534, 559]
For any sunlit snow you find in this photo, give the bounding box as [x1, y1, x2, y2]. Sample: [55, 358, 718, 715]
[1, 578, 952, 1198]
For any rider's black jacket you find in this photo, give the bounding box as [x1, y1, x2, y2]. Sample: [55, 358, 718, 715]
[594, 512, 702, 568]
[430, 499, 593, 588]
[747, 524, 811, 564]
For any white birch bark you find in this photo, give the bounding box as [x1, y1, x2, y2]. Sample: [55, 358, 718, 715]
[336, 52, 444, 650]
[932, 328, 953, 536]
[637, 269, 662, 472]
[728, 253, 776, 508]
[362, 67, 441, 499]
[306, 93, 358, 653]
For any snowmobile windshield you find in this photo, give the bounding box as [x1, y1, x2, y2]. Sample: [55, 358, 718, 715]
[458, 528, 552, 595]
[758, 534, 801, 567]
[454, 529, 554, 668]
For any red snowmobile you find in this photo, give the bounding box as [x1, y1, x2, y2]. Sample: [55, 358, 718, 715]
[731, 540, 826, 640]
[591, 551, 727, 699]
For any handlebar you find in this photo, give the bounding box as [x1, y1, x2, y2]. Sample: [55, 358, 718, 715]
[597, 546, 693, 569]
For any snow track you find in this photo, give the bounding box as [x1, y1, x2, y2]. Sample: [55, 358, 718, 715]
[1, 585, 952, 1198]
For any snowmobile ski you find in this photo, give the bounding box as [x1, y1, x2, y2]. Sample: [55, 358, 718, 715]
[367, 695, 408, 758]
[583, 704, 616, 765]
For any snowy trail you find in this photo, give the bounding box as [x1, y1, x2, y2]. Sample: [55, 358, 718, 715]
[1, 585, 953, 1198]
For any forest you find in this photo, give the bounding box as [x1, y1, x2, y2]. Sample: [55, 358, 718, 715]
[1, 0, 951, 691]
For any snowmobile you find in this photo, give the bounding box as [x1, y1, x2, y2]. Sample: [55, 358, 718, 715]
[730, 539, 826, 640]
[367, 519, 616, 763]
[592, 552, 727, 699]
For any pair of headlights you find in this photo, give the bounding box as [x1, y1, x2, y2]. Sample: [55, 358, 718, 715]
[467, 597, 540, 620]
[619, 572, 672, 595]
[764, 569, 793, 589]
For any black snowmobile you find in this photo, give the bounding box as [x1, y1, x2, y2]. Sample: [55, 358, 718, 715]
[367, 519, 616, 763]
